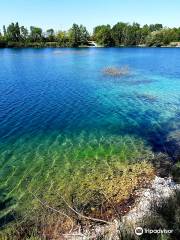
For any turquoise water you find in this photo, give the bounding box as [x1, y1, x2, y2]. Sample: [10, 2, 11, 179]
[0, 48, 180, 228]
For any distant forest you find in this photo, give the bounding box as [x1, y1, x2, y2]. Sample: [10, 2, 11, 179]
[0, 22, 180, 48]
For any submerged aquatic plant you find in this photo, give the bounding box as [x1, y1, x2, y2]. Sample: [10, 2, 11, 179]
[0, 133, 155, 239]
[4, 161, 154, 239]
[103, 66, 130, 77]
[136, 93, 158, 103]
[171, 162, 180, 183]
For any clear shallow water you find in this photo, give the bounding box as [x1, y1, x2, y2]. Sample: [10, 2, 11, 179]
[0, 48, 180, 225]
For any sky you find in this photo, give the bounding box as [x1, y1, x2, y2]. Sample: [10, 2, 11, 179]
[0, 0, 180, 32]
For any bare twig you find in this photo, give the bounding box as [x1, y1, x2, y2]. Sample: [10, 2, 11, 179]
[55, 191, 113, 225]
[28, 190, 74, 233]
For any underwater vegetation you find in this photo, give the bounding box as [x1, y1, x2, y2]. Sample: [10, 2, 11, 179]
[0, 133, 155, 239]
[103, 66, 130, 77]
[0, 187, 16, 229]
[135, 93, 158, 103]
[0, 48, 180, 239]
[101, 66, 156, 87]
[172, 162, 180, 183]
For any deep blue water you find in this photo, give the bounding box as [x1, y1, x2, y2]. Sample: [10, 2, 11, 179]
[0, 48, 180, 221]
[0, 48, 180, 151]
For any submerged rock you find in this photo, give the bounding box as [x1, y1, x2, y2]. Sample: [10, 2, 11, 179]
[64, 177, 180, 239]
[150, 153, 173, 178]
[172, 162, 180, 183]
[123, 176, 180, 225]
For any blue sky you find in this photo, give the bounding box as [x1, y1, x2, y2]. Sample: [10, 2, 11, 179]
[0, 0, 180, 32]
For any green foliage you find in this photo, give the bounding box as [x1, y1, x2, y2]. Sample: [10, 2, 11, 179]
[149, 24, 163, 32]
[79, 24, 90, 44]
[93, 22, 169, 47]
[1, 22, 180, 48]
[6, 22, 21, 42]
[111, 22, 129, 46]
[123, 23, 141, 45]
[20, 26, 28, 41]
[146, 28, 179, 46]
[55, 31, 68, 46]
[46, 28, 55, 42]
[3, 25, 7, 36]
[94, 22, 180, 47]
[68, 23, 89, 47]
[0, 35, 6, 47]
[30, 26, 43, 42]
[68, 23, 80, 47]
[93, 25, 114, 47]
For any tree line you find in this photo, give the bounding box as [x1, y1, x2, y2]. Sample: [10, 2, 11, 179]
[93, 23, 180, 47]
[0, 22, 180, 48]
[0, 23, 90, 48]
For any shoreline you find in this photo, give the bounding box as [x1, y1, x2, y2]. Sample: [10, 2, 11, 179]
[62, 176, 180, 239]
[1, 45, 180, 49]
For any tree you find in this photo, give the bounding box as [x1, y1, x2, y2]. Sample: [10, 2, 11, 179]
[20, 26, 28, 40]
[68, 24, 81, 47]
[6, 22, 21, 41]
[140, 25, 150, 44]
[93, 25, 114, 47]
[46, 29, 55, 42]
[176, 27, 180, 41]
[122, 24, 133, 45]
[3, 25, 7, 36]
[0, 33, 6, 47]
[79, 25, 90, 45]
[30, 26, 43, 42]
[0, 21, 180, 48]
[146, 28, 178, 46]
[56, 31, 69, 46]
[111, 22, 128, 46]
[0, 30, 7, 47]
[149, 24, 163, 32]
[131, 22, 141, 45]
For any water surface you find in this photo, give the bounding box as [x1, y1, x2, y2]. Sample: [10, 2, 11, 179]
[0, 48, 180, 225]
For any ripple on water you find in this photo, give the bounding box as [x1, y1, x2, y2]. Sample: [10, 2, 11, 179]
[0, 48, 180, 232]
[0, 132, 153, 205]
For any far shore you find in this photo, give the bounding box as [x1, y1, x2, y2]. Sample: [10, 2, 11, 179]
[1, 43, 180, 49]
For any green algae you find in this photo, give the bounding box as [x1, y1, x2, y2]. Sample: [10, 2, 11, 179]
[0, 132, 155, 237]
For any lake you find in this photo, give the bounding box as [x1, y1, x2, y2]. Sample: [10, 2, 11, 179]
[0, 48, 180, 229]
